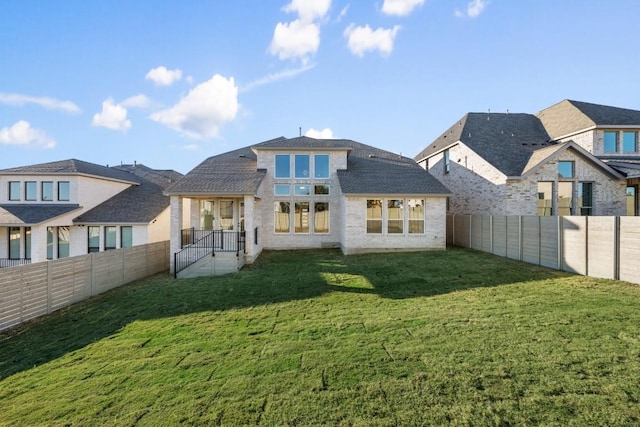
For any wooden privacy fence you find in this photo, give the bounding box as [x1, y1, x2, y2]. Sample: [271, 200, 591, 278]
[0, 241, 169, 332]
[447, 215, 640, 285]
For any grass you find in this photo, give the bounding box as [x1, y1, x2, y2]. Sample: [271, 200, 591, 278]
[1, 247, 640, 426]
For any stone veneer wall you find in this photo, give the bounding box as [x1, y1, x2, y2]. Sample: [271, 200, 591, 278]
[421, 142, 507, 215]
[505, 148, 627, 216]
[341, 196, 446, 255]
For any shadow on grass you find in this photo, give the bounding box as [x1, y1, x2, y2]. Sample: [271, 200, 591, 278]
[0, 247, 568, 381]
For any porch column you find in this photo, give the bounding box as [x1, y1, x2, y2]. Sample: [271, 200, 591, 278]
[169, 195, 183, 275]
[243, 195, 256, 262]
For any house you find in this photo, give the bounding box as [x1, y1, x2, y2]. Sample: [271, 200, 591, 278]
[415, 100, 640, 217]
[164, 136, 450, 277]
[0, 159, 182, 267]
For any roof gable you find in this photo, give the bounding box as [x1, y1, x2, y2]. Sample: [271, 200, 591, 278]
[537, 99, 640, 139]
[0, 159, 141, 184]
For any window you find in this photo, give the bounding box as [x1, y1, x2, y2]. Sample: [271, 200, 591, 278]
[25, 227, 31, 259]
[9, 227, 21, 259]
[314, 185, 329, 195]
[294, 202, 309, 233]
[388, 200, 403, 234]
[627, 186, 638, 216]
[444, 149, 450, 174]
[275, 154, 290, 178]
[557, 182, 574, 216]
[25, 181, 36, 201]
[104, 226, 116, 250]
[557, 161, 574, 179]
[58, 181, 70, 201]
[295, 154, 310, 178]
[274, 184, 290, 196]
[9, 181, 20, 201]
[367, 199, 382, 233]
[604, 131, 618, 153]
[294, 185, 310, 196]
[121, 226, 133, 248]
[42, 182, 53, 201]
[408, 199, 425, 234]
[200, 200, 214, 230]
[58, 226, 70, 258]
[219, 201, 234, 230]
[274, 202, 290, 233]
[314, 154, 330, 178]
[578, 182, 593, 216]
[314, 202, 329, 233]
[88, 226, 100, 252]
[47, 227, 54, 259]
[537, 182, 553, 216]
[623, 132, 637, 153]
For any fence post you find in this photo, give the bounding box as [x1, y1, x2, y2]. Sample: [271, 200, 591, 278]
[615, 216, 620, 281]
[558, 216, 563, 271]
[47, 261, 52, 314]
[585, 216, 589, 276]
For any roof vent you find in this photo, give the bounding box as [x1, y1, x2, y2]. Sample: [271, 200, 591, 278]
[368, 154, 376, 158]
[239, 154, 246, 158]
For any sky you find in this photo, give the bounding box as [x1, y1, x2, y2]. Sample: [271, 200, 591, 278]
[1, 0, 640, 174]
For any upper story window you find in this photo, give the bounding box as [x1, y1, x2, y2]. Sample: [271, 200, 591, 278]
[558, 161, 574, 179]
[314, 154, 329, 178]
[25, 181, 36, 201]
[58, 181, 70, 201]
[623, 131, 637, 153]
[294, 185, 311, 196]
[274, 184, 290, 196]
[42, 182, 53, 201]
[444, 149, 450, 174]
[314, 184, 329, 195]
[275, 154, 290, 178]
[604, 131, 618, 153]
[294, 154, 310, 178]
[8, 181, 20, 201]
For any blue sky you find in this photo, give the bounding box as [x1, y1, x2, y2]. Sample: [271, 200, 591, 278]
[1, 0, 639, 174]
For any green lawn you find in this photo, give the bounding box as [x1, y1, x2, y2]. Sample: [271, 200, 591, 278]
[1, 247, 640, 426]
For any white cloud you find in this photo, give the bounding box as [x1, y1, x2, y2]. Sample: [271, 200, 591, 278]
[305, 128, 334, 139]
[91, 98, 131, 131]
[455, 0, 488, 18]
[145, 66, 183, 86]
[0, 120, 56, 149]
[336, 5, 349, 22]
[0, 92, 80, 113]
[150, 74, 238, 139]
[122, 94, 152, 108]
[269, 19, 320, 63]
[240, 64, 315, 93]
[381, 0, 424, 16]
[344, 24, 401, 57]
[283, 0, 331, 22]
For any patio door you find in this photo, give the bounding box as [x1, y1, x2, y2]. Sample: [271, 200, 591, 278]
[219, 200, 234, 230]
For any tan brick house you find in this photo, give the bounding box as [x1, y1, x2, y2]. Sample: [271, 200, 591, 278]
[415, 100, 640, 217]
[165, 136, 450, 277]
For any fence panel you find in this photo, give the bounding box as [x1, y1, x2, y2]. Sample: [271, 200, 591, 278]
[540, 217, 560, 270]
[492, 216, 507, 257]
[453, 215, 470, 247]
[506, 216, 521, 260]
[0, 241, 169, 332]
[470, 215, 483, 250]
[521, 216, 540, 265]
[481, 216, 492, 253]
[587, 217, 616, 280]
[561, 217, 587, 275]
[620, 217, 640, 284]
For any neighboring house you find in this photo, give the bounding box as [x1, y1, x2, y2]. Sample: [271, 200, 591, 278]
[0, 159, 182, 267]
[415, 100, 640, 216]
[164, 136, 450, 277]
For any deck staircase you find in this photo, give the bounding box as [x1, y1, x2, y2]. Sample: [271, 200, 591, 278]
[174, 229, 245, 278]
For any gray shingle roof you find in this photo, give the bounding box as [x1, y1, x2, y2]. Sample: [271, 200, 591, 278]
[415, 113, 555, 177]
[0, 204, 81, 225]
[537, 99, 640, 139]
[164, 146, 266, 195]
[166, 136, 450, 196]
[74, 164, 182, 224]
[0, 159, 141, 184]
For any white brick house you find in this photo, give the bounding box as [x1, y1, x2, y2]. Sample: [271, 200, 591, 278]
[0, 160, 181, 266]
[415, 100, 640, 217]
[165, 136, 450, 277]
